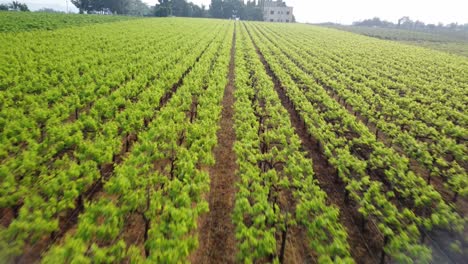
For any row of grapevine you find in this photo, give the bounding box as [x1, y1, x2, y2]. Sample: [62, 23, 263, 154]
[233, 23, 353, 263]
[319, 26, 468, 105]
[0, 19, 209, 201]
[250, 22, 466, 228]
[0, 20, 217, 208]
[0, 19, 227, 261]
[41, 21, 234, 263]
[262, 24, 467, 134]
[253, 24, 467, 200]
[245, 22, 465, 262]
[0, 12, 137, 32]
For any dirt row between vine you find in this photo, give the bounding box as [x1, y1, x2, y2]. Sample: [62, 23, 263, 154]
[190, 24, 238, 264]
[245, 23, 381, 264]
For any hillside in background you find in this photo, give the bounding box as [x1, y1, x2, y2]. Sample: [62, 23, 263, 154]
[324, 25, 468, 57]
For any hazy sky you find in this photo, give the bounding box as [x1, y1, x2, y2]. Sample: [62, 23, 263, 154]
[3, 0, 467, 24]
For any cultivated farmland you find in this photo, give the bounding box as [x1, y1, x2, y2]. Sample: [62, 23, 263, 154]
[0, 15, 467, 264]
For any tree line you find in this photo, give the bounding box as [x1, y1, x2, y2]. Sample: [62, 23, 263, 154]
[71, 0, 151, 15]
[0, 1, 29, 11]
[352, 17, 468, 32]
[70, 0, 264, 20]
[206, 0, 263, 21]
[0, 0, 265, 20]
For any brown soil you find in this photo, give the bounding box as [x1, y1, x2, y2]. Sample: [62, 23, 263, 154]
[245, 24, 381, 264]
[190, 25, 238, 264]
[0, 208, 14, 228]
[283, 225, 315, 264]
[15, 237, 49, 264]
[279, 188, 315, 264]
[122, 213, 147, 257]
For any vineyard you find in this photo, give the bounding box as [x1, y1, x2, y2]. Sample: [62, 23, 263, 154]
[0, 11, 136, 32]
[0, 14, 467, 264]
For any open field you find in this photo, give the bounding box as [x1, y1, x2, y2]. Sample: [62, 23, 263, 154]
[325, 25, 468, 57]
[0, 14, 467, 263]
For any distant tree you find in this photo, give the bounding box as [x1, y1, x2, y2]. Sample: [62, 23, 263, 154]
[127, 0, 151, 16]
[209, 0, 223, 18]
[448, 22, 458, 29]
[192, 4, 207, 17]
[71, 0, 91, 14]
[72, 0, 150, 15]
[172, 0, 189, 16]
[37, 8, 64, 13]
[152, 0, 262, 19]
[353, 17, 393, 28]
[153, 0, 207, 18]
[399, 17, 415, 29]
[89, 0, 106, 13]
[414, 20, 426, 29]
[240, 0, 262, 21]
[222, 0, 241, 18]
[209, 0, 261, 20]
[397, 16, 410, 27]
[106, 0, 131, 14]
[10, 1, 20, 10]
[18, 3, 29, 11]
[426, 24, 436, 30]
[154, 0, 172, 16]
[0, 4, 9, 10]
[9, 1, 29, 11]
